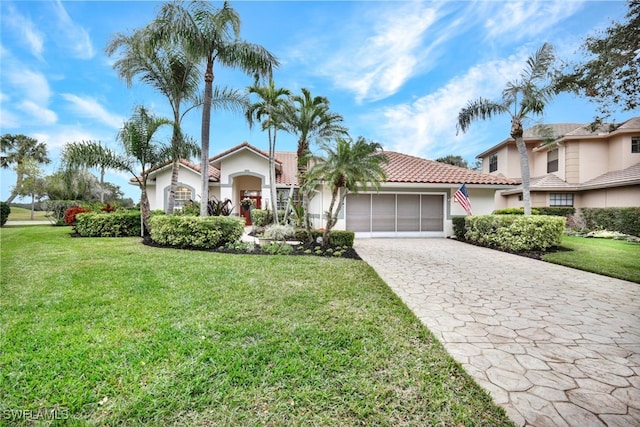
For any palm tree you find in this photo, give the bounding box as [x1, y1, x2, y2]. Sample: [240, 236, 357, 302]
[305, 136, 387, 247]
[150, 0, 279, 216]
[106, 28, 201, 214]
[62, 106, 177, 236]
[282, 88, 348, 234]
[457, 43, 556, 215]
[246, 78, 291, 223]
[1, 134, 51, 203]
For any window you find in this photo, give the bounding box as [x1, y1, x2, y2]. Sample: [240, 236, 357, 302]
[489, 153, 498, 172]
[175, 186, 193, 207]
[632, 136, 640, 153]
[276, 188, 300, 210]
[547, 149, 558, 173]
[550, 193, 573, 207]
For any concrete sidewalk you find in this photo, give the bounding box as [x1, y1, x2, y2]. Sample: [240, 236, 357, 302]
[355, 238, 640, 427]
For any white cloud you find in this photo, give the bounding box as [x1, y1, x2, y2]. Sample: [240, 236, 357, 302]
[366, 54, 528, 159]
[61, 94, 124, 129]
[484, 1, 585, 41]
[3, 5, 45, 59]
[18, 101, 58, 125]
[52, 0, 95, 59]
[311, 2, 444, 103]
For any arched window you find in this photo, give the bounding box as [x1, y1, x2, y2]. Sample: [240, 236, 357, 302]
[164, 184, 194, 210]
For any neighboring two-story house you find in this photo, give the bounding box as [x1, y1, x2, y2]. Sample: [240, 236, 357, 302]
[476, 117, 640, 210]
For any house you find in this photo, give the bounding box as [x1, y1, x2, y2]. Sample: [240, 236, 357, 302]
[138, 142, 515, 237]
[476, 117, 640, 210]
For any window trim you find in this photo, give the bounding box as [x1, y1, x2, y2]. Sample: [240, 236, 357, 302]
[549, 193, 574, 207]
[489, 153, 498, 173]
[547, 148, 558, 173]
[632, 136, 640, 153]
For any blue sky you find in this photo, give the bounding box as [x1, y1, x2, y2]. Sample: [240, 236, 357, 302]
[1, 0, 636, 202]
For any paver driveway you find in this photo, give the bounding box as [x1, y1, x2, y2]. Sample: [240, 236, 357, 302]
[354, 238, 640, 427]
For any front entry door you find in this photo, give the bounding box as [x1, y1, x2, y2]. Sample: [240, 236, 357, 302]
[241, 192, 261, 225]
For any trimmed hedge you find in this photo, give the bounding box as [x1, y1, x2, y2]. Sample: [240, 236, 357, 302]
[492, 207, 540, 215]
[536, 207, 575, 217]
[293, 229, 355, 247]
[249, 209, 287, 227]
[465, 215, 565, 252]
[0, 202, 10, 226]
[150, 215, 245, 249]
[581, 207, 640, 237]
[452, 216, 466, 240]
[75, 212, 141, 237]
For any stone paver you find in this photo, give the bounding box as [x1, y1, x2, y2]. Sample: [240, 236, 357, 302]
[355, 238, 640, 427]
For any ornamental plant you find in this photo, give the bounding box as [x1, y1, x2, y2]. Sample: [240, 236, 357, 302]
[64, 205, 91, 226]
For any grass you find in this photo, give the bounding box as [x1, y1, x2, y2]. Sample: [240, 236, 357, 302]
[544, 235, 640, 283]
[0, 226, 512, 426]
[6, 206, 48, 221]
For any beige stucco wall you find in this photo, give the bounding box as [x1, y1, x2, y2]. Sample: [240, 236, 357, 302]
[578, 186, 640, 208]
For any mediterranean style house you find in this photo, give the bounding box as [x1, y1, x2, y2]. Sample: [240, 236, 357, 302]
[476, 116, 640, 210]
[137, 142, 515, 238]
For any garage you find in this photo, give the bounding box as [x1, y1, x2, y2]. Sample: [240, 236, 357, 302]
[346, 193, 445, 237]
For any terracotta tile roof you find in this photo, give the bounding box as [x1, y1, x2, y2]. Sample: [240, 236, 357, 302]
[382, 151, 516, 185]
[209, 141, 282, 168]
[275, 151, 298, 186]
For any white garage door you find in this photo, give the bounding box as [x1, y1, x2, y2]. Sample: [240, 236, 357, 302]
[346, 193, 444, 236]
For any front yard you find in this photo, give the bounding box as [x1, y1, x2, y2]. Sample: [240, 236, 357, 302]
[0, 226, 512, 425]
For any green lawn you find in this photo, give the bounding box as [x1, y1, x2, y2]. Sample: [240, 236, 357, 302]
[0, 226, 512, 426]
[6, 206, 48, 221]
[544, 235, 640, 283]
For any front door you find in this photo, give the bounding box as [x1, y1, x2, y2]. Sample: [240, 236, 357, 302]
[241, 191, 261, 225]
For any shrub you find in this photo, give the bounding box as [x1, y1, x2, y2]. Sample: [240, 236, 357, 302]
[0, 202, 10, 226]
[64, 206, 91, 226]
[263, 224, 295, 241]
[452, 216, 466, 240]
[465, 215, 565, 251]
[43, 200, 82, 225]
[581, 207, 640, 237]
[536, 207, 575, 217]
[150, 215, 244, 249]
[74, 212, 141, 237]
[492, 207, 540, 215]
[250, 209, 272, 227]
[262, 242, 294, 255]
[100, 203, 117, 213]
[293, 229, 355, 247]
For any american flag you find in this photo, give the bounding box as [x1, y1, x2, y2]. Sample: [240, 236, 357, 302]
[453, 184, 473, 216]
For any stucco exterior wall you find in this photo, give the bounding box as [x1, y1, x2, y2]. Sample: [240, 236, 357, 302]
[578, 186, 640, 208]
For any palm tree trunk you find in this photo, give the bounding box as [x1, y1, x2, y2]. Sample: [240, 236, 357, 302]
[200, 59, 214, 217]
[167, 159, 179, 214]
[511, 118, 532, 215]
[269, 126, 279, 224]
[140, 186, 151, 237]
[5, 170, 22, 204]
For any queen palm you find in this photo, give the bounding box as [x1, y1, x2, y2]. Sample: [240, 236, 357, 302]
[282, 88, 348, 234]
[106, 28, 201, 214]
[246, 78, 291, 223]
[1, 134, 51, 203]
[62, 106, 179, 236]
[305, 136, 387, 247]
[150, 0, 279, 216]
[457, 43, 556, 215]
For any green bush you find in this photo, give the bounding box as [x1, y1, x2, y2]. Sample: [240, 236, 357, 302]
[452, 216, 466, 240]
[536, 207, 575, 217]
[581, 207, 640, 236]
[263, 224, 295, 240]
[0, 202, 10, 226]
[75, 211, 142, 237]
[42, 200, 82, 225]
[492, 207, 540, 215]
[465, 215, 565, 251]
[292, 229, 355, 247]
[150, 215, 244, 249]
[250, 209, 272, 227]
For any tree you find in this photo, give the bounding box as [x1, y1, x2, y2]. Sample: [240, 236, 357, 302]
[106, 27, 201, 214]
[556, 0, 639, 117]
[62, 106, 178, 235]
[305, 136, 387, 247]
[44, 170, 122, 202]
[282, 88, 348, 235]
[1, 134, 51, 203]
[246, 78, 291, 223]
[150, 0, 279, 216]
[14, 159, 47, 219]
[457, 43, 556, 215]
[435, 155, 469, 169]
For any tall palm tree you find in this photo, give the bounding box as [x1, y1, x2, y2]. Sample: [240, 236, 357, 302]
[150, 0, 279, 216]
[246, 78, 291, 223]
[282, 88, 348, 234]
[106, 28, 201, 214]
[457, 43, 556, 215]
[1, 134, 51, 203]
[305, 136, 387, 247]
[62, 106, 179, 236]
